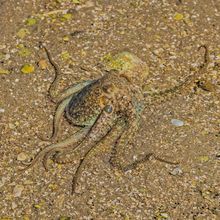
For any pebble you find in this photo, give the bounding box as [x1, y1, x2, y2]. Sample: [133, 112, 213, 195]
[23, 180, 34, 185]
[169, 166, 183, 176]
[17, 152, 28, 161]
[0, 108, 5, 113]
[0, 177, 7, 188]
[0, 44, 6, 49]
[9, 123, 16, 129]
[4, 54, 10, 60]
[21, 64, 35, 74]
[198, 155, 209, 163]
[160, 212, 170, 219]
[58, 217, 71, 220]
[13, 184, 24, 197]
[171, 119, 184, 127]
[12, 202, 17, 209]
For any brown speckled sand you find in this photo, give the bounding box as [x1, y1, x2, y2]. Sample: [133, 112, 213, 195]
[0, 0, 219, 219]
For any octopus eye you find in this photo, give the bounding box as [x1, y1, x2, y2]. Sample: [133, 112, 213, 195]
[104, 105, 113, 113]
[102, 84, 113, 93]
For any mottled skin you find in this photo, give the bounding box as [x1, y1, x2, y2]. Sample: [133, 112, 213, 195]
[21, 48, 154, 192]
[21, 44, 209, 193]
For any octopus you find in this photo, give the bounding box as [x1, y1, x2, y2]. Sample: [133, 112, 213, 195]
[21, 44, 209, 193]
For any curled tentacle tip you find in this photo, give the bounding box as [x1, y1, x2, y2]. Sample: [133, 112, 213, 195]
[198, 44, 208, 52]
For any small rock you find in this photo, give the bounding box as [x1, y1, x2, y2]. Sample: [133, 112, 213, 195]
[0, 177, 7, 188]
[0, 68, 10, 74]
[171, 119, 184, 127]
[153, 48, 164, 56]
[17, 152, 28, 161]
[0, 44, 6, 49]
[61, 51, 71, 60]
[18, 46, 31, 57]
[33, 201, 44, 209]
[13, 184, 24, 197]
[4, 54, 10, 60]
[174, 13, 184, 21]
[21, 64, 35, 74]
[63, 36, 70, 42]
[12, 202, 17, 209]
[61, 13, 72, 21]
[169, 166, 183, 176]
[25, 17, 37, 26]
[160, 212, 169, 219]
[198, 155, 209, 163]
[72, 0, 80, 3]
[17, 28, 29, 39]
[8, 123, 16, 129]
[23, 180, 33, 185]
[0, 108, 5, 113]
